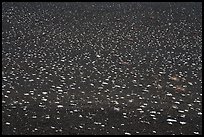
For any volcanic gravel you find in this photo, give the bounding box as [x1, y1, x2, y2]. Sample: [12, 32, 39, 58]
[2, 2, 202, 135]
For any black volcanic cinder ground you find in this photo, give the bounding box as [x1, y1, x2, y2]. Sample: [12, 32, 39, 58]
[2, 2, 202, 135]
